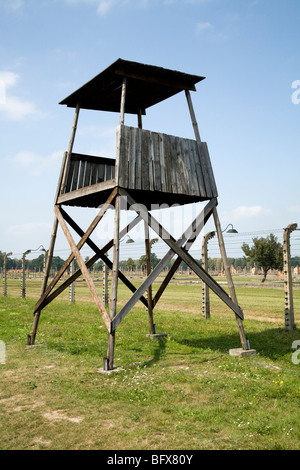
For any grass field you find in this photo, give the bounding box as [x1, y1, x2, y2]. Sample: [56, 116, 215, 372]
[0, 275, 300, 450]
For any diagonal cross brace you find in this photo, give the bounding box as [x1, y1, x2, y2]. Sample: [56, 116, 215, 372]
[34, 187, 118, 314]
[111, 194, 219, 332]
[60, 207, 149, 309]
[38, 215, 143, 312]
[152, 199, 216, 308]
[55, 205, 111, 331]
[113, 190, 244, 330]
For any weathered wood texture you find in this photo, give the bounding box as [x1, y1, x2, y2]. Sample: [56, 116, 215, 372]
[54, 205, 111, 331]
[116, 125, 218, 199]
[62, 153, 115, 194]
[59, 125, 217, 208]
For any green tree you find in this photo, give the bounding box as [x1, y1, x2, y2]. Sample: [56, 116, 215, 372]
[242, 233, 283, 282]
[51, 256, 65, 271]
[126, 257, 136, 272]
[137, 253, 160, 272]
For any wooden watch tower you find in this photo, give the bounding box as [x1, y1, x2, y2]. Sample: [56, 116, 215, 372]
[28, 59, 250, 370]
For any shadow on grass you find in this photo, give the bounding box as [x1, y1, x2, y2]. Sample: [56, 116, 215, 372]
[142, 336, 168, 368]
[173, 327, 300, 362]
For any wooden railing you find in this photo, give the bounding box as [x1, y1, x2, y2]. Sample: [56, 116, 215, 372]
[62, 153, 115, 194]
[116, 125, 218, 199]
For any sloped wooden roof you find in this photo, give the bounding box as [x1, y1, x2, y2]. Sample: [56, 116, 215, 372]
[59, 59, 205, 115]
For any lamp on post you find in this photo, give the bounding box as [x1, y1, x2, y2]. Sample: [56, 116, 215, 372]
[202, 223, 238, 316]
[220, 223, 238, 275]
[121, 234, 135, 244]
[222, 224, 238, 234]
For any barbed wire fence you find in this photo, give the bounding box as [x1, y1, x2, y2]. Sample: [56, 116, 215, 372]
[1, 226, 299, 303]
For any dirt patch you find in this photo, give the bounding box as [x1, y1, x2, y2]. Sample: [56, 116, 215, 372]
[32, 437, 52, 448]
[43, 410, 84, 423]
[0, 394, 45, 413]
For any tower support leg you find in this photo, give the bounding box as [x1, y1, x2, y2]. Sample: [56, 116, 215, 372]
[28, 215, 59, 345]
[144, 220, 155, 334]
[107, 194, 120, 370]
[212, 207, 248, 350]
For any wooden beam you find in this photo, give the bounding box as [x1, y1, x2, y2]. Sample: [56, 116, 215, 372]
[60, 208, 148, 308]
[118, 190, 244, 322]
[120, 77, 127, 125]
[111, 194, 219, 332]
[152, 199, 216, 308]
[185, 90, 201, 143]
[107, 194, 121, 369]
[34, 188, 117, 313]
[115, 68, 197, 92]
[144, 220, 155, 334]
[28, 215, 59, 345]
[38, 215, 143, 311]
[212, 207, 247, 349]
[56, 179, 115, 205]
[54, 152, 68, 204]
[60, 103, 80, 196]
[137, 108, 143, 129]
[55, 205, 111, 331]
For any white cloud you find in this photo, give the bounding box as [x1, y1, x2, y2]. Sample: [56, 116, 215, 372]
[233, 205, 271, 218]
[1, 95, 37, 120]
[66, 0, 211, 16]
[0, 71, 19, 88]
[13, 150, 62, 175]
[97, 0, 118, 15]
[64, 0, 215, 15]
[196, 21, 213, 33]
[186, 0, 215, 3]
[65, 0, 120, 15]
[0, 71, 39, 120]
[0, 0, 24, 11]
[7, 222, 52, 238]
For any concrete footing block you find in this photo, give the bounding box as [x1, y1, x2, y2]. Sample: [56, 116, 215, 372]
[229, 348, 257, 357]
[146, 333, 168, 339]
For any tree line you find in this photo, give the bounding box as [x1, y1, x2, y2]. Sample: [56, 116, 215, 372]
[1, 232, 300, 283]
[0, 253, 65, 272]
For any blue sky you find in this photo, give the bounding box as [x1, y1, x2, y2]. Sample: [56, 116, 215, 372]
[0, 0, 299, 261]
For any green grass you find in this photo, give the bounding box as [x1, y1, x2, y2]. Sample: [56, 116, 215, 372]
[0, 279, 300, 450]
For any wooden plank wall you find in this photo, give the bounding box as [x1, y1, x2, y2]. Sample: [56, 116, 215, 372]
[117, 125, 218, 199]
[63, 153, 115, 194]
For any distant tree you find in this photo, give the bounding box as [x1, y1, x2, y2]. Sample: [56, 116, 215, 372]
[29, 254, 45, 271]
[126, 257, 136, 272]
[137, 253, 160, 272]
[242, 233, 283, 282]
[93, 260, 103, 271]
[51, 256, 65, 271]
[291, 256, 300, 268]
